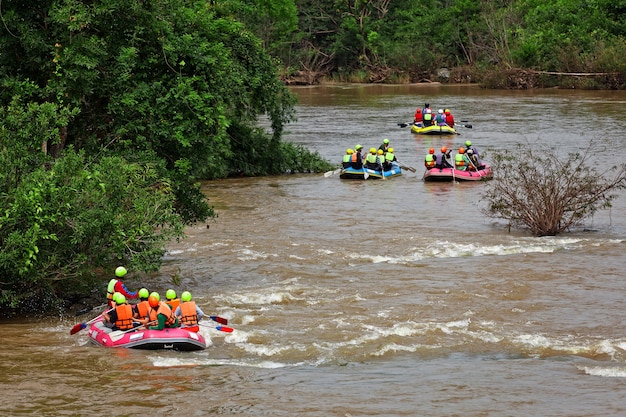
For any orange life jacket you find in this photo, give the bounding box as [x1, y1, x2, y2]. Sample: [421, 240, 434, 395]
[180, 301, 199, 326]
[166, 298, 180, 312]
[135, 300, 150, 319]
[156, 302, 177, 327]
[115, 304, 134, 330]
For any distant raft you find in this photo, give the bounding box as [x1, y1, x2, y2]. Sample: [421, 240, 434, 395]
[411, 124, 458, 135]
[423, 164, 493, 182]
[340, 163, 402, 180]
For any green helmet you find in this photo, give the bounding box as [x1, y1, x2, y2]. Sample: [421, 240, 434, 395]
[149, 291, 160, 301]
[115, 266, 127, 277]
[116, 294, 126, 305]
[465, 140, 472, 147]
[181, 291, 192, 302]
[383, 138, 389, 144]
[166, 289, 176, 300]
[138, 288, 149, 299]
[112, 292, 122, 304]
[355, 144, 362, 150]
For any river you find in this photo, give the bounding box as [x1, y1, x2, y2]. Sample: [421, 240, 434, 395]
[2, 84, 626, 416]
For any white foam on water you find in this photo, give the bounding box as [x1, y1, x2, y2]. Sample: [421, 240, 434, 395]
[344, 237, 623, 264]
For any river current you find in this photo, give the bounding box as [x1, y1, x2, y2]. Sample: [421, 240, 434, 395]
[2, 84, 626, 416]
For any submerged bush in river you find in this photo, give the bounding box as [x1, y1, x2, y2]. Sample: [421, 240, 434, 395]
[482, 140, 626, 236]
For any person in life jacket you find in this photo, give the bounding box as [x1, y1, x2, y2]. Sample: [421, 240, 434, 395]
[106, 266, 138, 308]
[435, 109, 447, 126]
[435, 146, 453, 169]
[422, 103, 433, 127]
[174, 291, 206, 333]
[103, 292, 122, 328]
[103, 294, 138, 331]
[424, 148, 436, 169]
[365, 148, 379, 170]
[464, 140, 480, 158]
[378, 138, 390, 153]
[352, 144, 364, 169]
[464, 141, 484, 169]
[444, 109, 455, 128]
[133, 288, 151, 325]
[465, 149, 479, 171]
[147, 294, 179, 330]
[342, 149, 354, 168]
[376, 149, 385, 171]
[384, 147, 397, 171]
[165, 289, 180, 312]
[455, 147, 470, 171]
[414, 108, 423, 127]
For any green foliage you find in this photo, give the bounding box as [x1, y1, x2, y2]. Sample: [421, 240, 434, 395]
[239, 0, 626, 85]
[482, 141, 626, 236]
[226, 122, 333, 176]
[0, 149, 186, 315]
[0, 0, 329, 314]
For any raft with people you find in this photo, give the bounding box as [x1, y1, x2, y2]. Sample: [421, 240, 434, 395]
[422, 164, 493, 182]
[340, 162, 402, 180]
[70, 272, 234, 351]
[422, 141, 492, 182]
[410, 124, 458, 135]
[88, 317, 208, 351]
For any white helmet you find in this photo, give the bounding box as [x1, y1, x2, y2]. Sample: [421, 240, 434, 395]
[467, 149, 474, 154]
[438, 109, 444, 114]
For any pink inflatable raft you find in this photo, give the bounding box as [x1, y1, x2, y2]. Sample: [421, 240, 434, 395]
[88, 320, 207, 351]
[423, 164, 493, 182]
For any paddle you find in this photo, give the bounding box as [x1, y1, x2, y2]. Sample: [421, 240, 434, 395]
[466, 154, 482, 175]
[324, 168, 341, 178]
[70, 309, 112, 334]
[399, 164, 417, 173]
[209, 315, 228, 325]
[397, 122, 413, 128]
[199, 322, 234, 332]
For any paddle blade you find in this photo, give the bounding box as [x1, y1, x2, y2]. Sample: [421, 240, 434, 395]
[324, 171, 334, 177]
[70, 322, 86, 335]
[216, 325, 234, 333]
[210, 315, 228, 325]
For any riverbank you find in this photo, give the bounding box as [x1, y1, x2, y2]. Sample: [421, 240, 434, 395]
[282, 65, 625, 90]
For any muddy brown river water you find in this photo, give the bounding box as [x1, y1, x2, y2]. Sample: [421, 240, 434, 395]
[2, 84, 626, 416]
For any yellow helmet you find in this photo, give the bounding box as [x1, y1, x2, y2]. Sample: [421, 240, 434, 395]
[369, 148, 376, 154]
[346, 148, 354, 154]
[377, 149, 384, 155]
[388, 148, 394, 153]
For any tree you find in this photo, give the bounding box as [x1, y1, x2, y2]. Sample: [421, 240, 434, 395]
[0, 1, 331, 314]
[482, 141, 626, 236]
